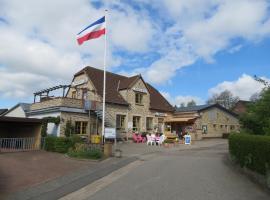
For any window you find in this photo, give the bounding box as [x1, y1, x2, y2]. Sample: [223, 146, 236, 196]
[72, 91, 77, 98]
[75, 121, 88, 134]
[220, 125, 223, 129]
[133, 116, 141, 131]
[230, 125, 235, 130]
[202, 125, 207, 134]
[116, 115, 126, 130]
[135, 93, 143, 104]
[213, 124, 217, 129]
[146, 117, 153, 130]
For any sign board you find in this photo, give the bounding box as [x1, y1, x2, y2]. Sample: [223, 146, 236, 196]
[132, 87, 148, 93]
[155, 112, 167, 117]
[71, 78, 88, 87]
[84, 100, 91, 111]
[105, 128, 116, 139]
[184, 135, 191, 145]
[128, 122, 133, 129]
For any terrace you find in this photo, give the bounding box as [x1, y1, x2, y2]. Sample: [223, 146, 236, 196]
[30, 85, 100, 111]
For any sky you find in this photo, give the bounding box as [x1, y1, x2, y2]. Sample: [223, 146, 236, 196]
[0, 0, 270, 109]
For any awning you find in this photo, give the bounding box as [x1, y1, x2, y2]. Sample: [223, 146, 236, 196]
[164, 117, 196, 123]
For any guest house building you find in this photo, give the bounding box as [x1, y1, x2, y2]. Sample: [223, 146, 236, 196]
[26, 66, 174, 138]
[4, 66, 240, 140]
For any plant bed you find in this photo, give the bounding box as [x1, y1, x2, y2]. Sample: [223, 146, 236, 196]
[67, 143, 103, 160]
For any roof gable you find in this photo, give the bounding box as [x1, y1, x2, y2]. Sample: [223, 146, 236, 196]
[74, 66, 174, 112]
[175, 104, 238, 117]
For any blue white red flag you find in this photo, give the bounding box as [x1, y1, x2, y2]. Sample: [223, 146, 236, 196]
[77, 16, 105, 45]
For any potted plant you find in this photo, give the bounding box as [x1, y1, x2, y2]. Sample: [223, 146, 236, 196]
[114, 148, 122, 158]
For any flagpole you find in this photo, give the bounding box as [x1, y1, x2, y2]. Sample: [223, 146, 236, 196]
[102, 10, 108, 145]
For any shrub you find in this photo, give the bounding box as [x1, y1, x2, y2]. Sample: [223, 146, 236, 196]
[229, 133, 270, 175]
[44, 135, 83, 153]
[67, 143, 103, 159]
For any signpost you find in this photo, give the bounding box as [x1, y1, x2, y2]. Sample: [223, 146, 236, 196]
[104, 128, 116, 139]
[184, 134, 191, 145]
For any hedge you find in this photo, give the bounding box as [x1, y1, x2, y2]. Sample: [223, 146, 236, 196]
[44, 135, 83, 153]
[229, 133, 270, 175]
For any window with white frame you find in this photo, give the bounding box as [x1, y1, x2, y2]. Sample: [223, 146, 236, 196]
[133, 116, 141, 131]
[135, 93, 143, 104]
[116, 114, 126, 130]
[75, 121, 87, 134]
[146, 117, 153, 131]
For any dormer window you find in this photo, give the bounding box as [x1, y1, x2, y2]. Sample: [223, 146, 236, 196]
[135, 93, 143, 104]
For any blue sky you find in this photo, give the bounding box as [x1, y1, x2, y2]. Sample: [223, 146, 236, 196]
[0, 0, 270, 108]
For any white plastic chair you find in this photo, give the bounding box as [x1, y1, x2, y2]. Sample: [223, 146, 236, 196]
[157, 135, 166, 146]
[146, 134, 155, 145]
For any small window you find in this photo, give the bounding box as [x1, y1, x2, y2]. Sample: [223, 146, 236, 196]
[135, 93, 143, 104]
[202, 125, 207, 134]
[146, 117, 153, 130]
[72, 91, 77, 98]
[116, 115, 126, 130]
[133, 116, 141, 131]
[230, 125, 235, 130]
[213, 124, 217, 129]
[75, 121, 87, 134]
[220, 125, 223, 129]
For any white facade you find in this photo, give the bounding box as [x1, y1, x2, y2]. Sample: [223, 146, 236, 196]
[4, 106, 27, 118]
[29, 112, 61, 137]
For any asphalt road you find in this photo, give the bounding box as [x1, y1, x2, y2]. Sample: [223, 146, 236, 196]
[71, 142, 269, 200]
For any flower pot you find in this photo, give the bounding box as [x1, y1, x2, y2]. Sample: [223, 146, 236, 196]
[114, 149, 122, 158]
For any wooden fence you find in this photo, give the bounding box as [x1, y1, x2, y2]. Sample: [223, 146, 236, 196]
[0, 137, 40, 152]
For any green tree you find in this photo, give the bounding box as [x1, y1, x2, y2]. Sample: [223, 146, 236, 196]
[187, 100, 196, 107]
[64, 120, 75, 137]
[240, 88, 270, 135]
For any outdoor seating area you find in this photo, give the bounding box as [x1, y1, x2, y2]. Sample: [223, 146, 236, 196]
[132, 132, 186, 146]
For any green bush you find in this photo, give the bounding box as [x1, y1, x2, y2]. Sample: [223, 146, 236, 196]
[44, 135, 83, 153]
[67, 143, 103, 159]
[229, 133, 270, 175]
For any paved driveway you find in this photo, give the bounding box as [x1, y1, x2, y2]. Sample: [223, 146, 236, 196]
[0, 150, 97, 196]
[66, 141, 270, 200]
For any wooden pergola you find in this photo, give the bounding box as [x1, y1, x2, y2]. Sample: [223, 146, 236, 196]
[33, 85, 70, 103]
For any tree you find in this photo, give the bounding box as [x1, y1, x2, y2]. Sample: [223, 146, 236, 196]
[249, 92, 261, 102]
[186, 100, 196, 107]
[240, 76, 270, 135]
[207, 90, 239, 110]
[180, 103, 185, 108]
[64, 119, 75, 137]
[240, 88, 270, 135]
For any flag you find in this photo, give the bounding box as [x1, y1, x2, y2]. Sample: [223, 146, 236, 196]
[77, 16, 105, 45]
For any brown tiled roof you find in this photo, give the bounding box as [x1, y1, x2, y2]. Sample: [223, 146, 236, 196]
[146, 84, 174, 112]
[75, 66, 174, 112]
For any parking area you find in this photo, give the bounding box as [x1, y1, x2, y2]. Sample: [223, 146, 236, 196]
[0, 150, 97, 196]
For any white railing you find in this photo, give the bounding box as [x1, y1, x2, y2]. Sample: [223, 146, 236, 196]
[0, 137, 40, 152]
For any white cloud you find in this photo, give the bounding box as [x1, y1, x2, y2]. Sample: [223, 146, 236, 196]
[0, 70, 52, 98]
[138, 0, 270, 83]
[208, 74, 269, 100]
[0, 0, 155, 102]
[161, 91, 203, 106]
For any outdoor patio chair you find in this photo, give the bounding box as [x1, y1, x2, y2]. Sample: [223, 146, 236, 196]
[137, 134, 145, 143]
[157, 134, 166, 146]
[133, 133, 142, 143]
[146, 134, 155, 145]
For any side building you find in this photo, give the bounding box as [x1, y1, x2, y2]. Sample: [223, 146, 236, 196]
[27, 66, 174, 138]
[164, 104, 240, 140]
